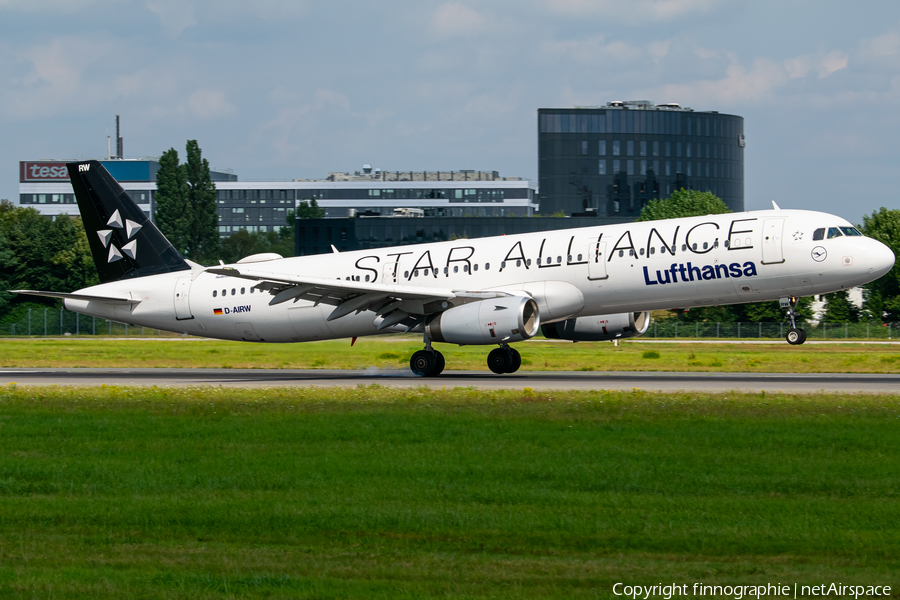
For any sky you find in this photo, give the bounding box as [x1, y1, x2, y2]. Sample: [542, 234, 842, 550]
[1, 0, 899, 223]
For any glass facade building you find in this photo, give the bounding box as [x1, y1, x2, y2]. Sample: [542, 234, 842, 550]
[538, 102, 744, 217]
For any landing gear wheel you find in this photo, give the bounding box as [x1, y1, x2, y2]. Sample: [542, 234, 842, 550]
[433, 350, 445, 376]
[487, 348, 512, 374]
[786, 328, 807, 345]
[507, 348, 522, 374]
[410, 350, 439, 377]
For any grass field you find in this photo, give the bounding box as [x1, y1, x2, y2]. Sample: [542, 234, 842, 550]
[1, 385, 898, 598]
[2, 337, 900, 373]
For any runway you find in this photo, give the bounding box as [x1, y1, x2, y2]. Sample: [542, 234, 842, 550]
[1, 368, 898, 393]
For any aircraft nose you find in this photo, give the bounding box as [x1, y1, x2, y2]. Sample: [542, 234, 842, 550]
[868, 239, 896, 279]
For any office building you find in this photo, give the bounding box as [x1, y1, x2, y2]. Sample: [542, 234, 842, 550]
[538, 101, 744, 217]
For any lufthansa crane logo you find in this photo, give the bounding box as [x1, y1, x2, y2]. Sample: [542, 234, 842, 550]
[96, 209, 141, 263]
[811, 246, 827, 262]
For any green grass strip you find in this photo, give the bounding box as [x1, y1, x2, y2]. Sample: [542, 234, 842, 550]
[2, 338, 900, 372]
[1, 385, 899, 598]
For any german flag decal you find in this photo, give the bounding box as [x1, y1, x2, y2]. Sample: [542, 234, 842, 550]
[213, 308, 223, 315]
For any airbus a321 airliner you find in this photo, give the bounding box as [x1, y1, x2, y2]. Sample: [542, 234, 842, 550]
[13, 161, 896, 377]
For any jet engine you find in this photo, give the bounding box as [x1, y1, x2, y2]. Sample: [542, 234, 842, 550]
[541, 311, 650, 342]
[426, 295, 540, 345]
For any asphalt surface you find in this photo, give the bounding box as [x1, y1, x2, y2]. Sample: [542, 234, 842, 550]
[1, 368, 898, 393]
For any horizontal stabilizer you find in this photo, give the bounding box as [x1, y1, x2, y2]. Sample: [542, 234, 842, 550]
[10, 290, 141, 305]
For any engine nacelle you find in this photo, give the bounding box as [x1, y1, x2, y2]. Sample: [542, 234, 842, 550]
[426, 296, 540, 345]
[541, 311, 650, 342]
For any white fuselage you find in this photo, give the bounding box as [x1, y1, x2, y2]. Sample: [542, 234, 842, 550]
[64, 209, 895, 343]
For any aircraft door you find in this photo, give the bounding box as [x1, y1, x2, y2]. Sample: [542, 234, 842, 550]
[174, 277, 194, 320]
[761, 218, 785, 264]
[587, 241, 608, 280]
[382, 262, 398, 284]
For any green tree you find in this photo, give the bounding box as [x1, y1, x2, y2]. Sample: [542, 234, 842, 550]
[0, 201, 98, 322]
[636, 189, 731, 222]
[822, 290, 860, 323]
[185, 140, 218, 262]
[860, 207, 900, 321]
[154, 148, 191, 255]
[295, 199, 325, 219]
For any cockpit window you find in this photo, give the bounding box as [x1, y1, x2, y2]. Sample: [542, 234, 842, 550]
[827, 227, 843, 239]
[813, 228, 825, 241]
[840, 226, 862, 236]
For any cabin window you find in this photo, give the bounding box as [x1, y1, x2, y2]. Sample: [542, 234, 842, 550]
[516, 260, 521, 267]
[813, 228, 825, 241]
[485, 263, 490, 270]
[577, 254, 583, 261]
[567, 255, 572, 262]
[473, 264, 478, 271]
[724, 240, 729, 248]
[241, 288, 245, 294]
[414, 270, 419, 277]
[526, 259, 532, 267]
[828, 227, 843, 239]
[404, 271, 409, 278]
[650, 247, 655, 255]
[464, 265, 470, 273]
[703, 242, 708, 250]
[501, 261, 506, 269]
[454, 266, 459, 273]
[444, 267, 449, 274]
[212, 290, 217, 297]
[231, 288, 236, 295]
[629, 249, 635, 256]
[537, 258, 542, 265]
[681, 244, 687, 251]
[618, 250, 624, 257]
[556, 256, 562, 264]
[692, 243, 698, 251]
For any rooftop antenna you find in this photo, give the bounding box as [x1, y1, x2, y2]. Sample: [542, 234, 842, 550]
[116, 115, 123, 159]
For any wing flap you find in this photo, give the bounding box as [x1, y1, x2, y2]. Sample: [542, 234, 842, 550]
[206, 266, 515, 319]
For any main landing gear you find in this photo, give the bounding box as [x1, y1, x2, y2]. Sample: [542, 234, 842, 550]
[781, 296, 807, 345]
[487, 345, 521, 374]
[409, 338, 524, 377]
[410, 346, 445, 377]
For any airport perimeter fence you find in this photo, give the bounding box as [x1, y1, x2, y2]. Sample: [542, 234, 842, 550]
[1, 308, 180, 337]
[647, 319, 899, 340]
[1, 307, 899, 340]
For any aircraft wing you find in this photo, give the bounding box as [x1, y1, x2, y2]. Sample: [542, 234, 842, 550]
[10, 290, 142, 305]
[206, 265, 512, 330]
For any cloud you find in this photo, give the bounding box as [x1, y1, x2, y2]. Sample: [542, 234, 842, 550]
[648, 40, 671, 62]
[540, 0, 721, 21]
[185, 89, 236, 119]
[4, 36, 115, 118]
[648, 44, 852, 109]
[817, 49, 848, 77]
[537, 34, 642, 64]
[430, 2, 487, 37]
[145, 0, 196, 35]
[859, 29, 900, 61]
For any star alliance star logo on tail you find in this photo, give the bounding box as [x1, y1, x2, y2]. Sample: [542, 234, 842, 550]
[96, 209, 142, 263]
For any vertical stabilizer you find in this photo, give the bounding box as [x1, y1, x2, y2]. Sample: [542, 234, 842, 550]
[67, 160, 190, 283]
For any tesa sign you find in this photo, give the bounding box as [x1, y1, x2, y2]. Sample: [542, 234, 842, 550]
[20, 162, 71, 182]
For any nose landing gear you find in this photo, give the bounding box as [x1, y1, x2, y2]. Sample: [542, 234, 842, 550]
[781, 296, 807, 345]
[487, 345, 521, 374]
